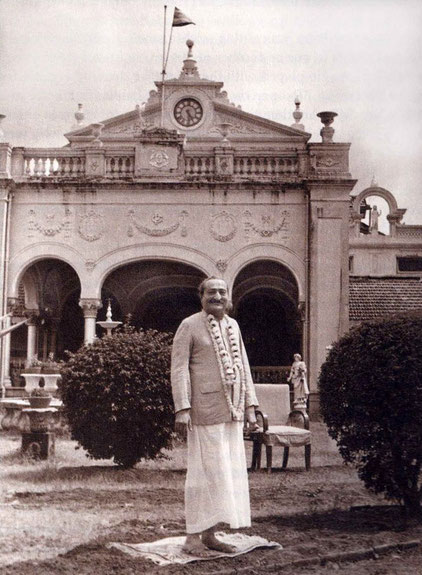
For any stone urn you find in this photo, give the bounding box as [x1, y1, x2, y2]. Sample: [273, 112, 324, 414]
[29, 396, 52, 409]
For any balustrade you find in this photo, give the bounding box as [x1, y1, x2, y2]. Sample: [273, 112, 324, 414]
[16, 149, 299, 179]
[105, 155, 134, 178]
[23, 152, 85, 177]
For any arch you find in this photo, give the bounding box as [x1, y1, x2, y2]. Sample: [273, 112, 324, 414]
[90, 243, 216, 299]
[9, 243, 83, 298]
[352, 186, 399, 214]
[232, 259, 302, 367]
[99, 259, 206, 334]
[224, 244, 305, 301]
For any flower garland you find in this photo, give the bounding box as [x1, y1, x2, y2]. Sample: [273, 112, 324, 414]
[206, 313, 246, 421]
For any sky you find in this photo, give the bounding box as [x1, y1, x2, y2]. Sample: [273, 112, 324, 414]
[0, 0, 421, 224]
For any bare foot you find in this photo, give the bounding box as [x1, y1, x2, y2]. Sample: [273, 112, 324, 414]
[183, 537, 219, 557]
[201, 533, 237, 554]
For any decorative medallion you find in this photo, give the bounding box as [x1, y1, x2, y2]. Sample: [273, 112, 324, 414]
[90, 161, 99, 172]
[244, 210, 290, 239]
[127, 210, 188, 237]
[149, 149, 169, 168]
[28, 208, 72, 238]
[78, 210, 104, 242]
[216, 259, 228, 272]
[85, 260, 96, 272]
[210, 211, 237, 242]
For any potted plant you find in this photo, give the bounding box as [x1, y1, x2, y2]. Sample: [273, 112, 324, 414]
[42, 352, 60, 374]
[22, 357, 43, 374]
[29, 381, 52, 408]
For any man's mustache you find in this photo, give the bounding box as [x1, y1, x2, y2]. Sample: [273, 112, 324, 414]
[208, 299, 225, 304]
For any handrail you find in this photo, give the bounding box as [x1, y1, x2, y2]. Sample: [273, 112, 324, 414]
[0, 318, 28, 338]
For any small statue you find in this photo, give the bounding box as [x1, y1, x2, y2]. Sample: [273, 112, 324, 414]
[370, 205, 381, 233]
[287, 353, 309, 410]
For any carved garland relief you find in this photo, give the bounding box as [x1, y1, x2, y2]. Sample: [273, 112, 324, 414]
[244, 210, 290, 239]
[28, 208, 72, 239]
[127, 210, 188, 237]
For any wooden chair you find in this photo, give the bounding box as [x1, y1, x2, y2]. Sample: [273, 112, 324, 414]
[244, 383, 311, 472]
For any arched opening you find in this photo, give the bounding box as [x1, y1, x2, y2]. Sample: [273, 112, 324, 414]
[232, 260, 302, 369]
[10, 259, 81, 385]
[100, 260, 206, 335]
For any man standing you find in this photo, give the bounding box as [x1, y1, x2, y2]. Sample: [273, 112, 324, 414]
[171, 277, 259, 555]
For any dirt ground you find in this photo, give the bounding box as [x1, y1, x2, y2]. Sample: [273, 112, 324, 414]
[1, 427, 421, 574]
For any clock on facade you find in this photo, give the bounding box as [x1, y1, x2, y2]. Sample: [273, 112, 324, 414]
[173, 98, 203, 127]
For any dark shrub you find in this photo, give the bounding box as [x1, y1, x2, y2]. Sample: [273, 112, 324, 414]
[60, 327, 174, 467]
[318, 315, 422, 518]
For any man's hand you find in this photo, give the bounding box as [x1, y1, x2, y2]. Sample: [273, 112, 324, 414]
[245, 406, 260, 431]
[175, 409, 192, 438]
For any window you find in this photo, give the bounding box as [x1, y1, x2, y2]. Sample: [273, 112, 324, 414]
[397, 256, 422, 272]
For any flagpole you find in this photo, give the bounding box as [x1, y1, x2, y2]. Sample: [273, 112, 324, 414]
[161, 5, 167, 128]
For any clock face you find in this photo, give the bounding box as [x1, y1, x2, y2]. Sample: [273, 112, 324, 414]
[174, 98, 203, 127]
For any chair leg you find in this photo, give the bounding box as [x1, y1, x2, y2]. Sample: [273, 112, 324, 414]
[251, 440, 262, 470]
[265, 445, 272, 473]
[282, 447, 289, 469]
[305, 444, 311, 471]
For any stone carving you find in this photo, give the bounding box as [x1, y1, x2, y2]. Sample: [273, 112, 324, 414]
[127, 210, 188, 237]
[149, 149, 169, 168]
[90, 161, 99, 172]
[78, 210, 104, 242]
[216, 259, 228, 272]
[316, 156, 341, 168]
[79, 299, 102, 317]
[210, 211, 237, 242]
[85, 260, 96, 272]
[210, 119, 266, 136]
[244, 210, 290, 238]
[107, 121, 144, 134]
[28, 208, 72, 238]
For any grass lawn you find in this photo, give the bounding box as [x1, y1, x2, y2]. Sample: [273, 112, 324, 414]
[0, 421, 421, 574]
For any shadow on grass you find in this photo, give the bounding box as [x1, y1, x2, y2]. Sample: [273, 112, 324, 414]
[4, 464, 186, 483]
[255, 504, 413, 532]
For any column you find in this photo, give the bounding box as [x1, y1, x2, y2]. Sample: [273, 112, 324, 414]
[79, 299, 102, 344]
[26, 314, 38, 363]
[2, 314, 11, 389]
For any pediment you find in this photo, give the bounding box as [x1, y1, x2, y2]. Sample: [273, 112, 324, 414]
[211, 102, 311, 141]
[64, 101, 311, 146]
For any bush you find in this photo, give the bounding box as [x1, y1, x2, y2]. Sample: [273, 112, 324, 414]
[318, 315, 422, 518]
[60, 327, 174, 467]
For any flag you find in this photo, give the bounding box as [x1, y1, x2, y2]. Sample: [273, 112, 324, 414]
[172, 7, 195, 27]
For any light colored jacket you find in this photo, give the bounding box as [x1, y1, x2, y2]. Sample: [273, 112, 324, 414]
[171, 311, 258, 425]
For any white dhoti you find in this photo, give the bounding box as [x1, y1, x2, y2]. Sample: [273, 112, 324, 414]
[185, 421, 251, 534]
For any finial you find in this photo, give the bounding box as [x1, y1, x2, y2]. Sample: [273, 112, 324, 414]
[217, 122, 232, 145]
[291, 97, 304, 131]
[90, 123, 104, 147]
[371, 175, 378, 187]
[186, 39, 194, 57]
[106, 299, 113, 322]
[0, 114, 5, 142]
[317, 111, 338, 143]
[180, 39, 200, 78]
[74, 103, 85, 127]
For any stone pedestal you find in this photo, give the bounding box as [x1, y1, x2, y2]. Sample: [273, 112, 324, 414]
[22, 431, 55, 459]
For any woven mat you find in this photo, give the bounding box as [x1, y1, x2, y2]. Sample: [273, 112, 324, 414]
[108, 531, 282, 566]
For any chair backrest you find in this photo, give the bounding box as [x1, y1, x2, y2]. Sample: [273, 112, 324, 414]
[254, 383, 290, 425]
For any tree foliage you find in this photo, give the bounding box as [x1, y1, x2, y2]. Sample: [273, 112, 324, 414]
[318, 315, 422, 518]
[60, 327, 174, 467]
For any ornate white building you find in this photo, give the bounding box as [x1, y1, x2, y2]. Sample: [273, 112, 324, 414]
[0, 42, 421, 415]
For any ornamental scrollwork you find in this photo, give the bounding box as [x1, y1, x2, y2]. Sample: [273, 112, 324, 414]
[127, 210, 188, 237]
